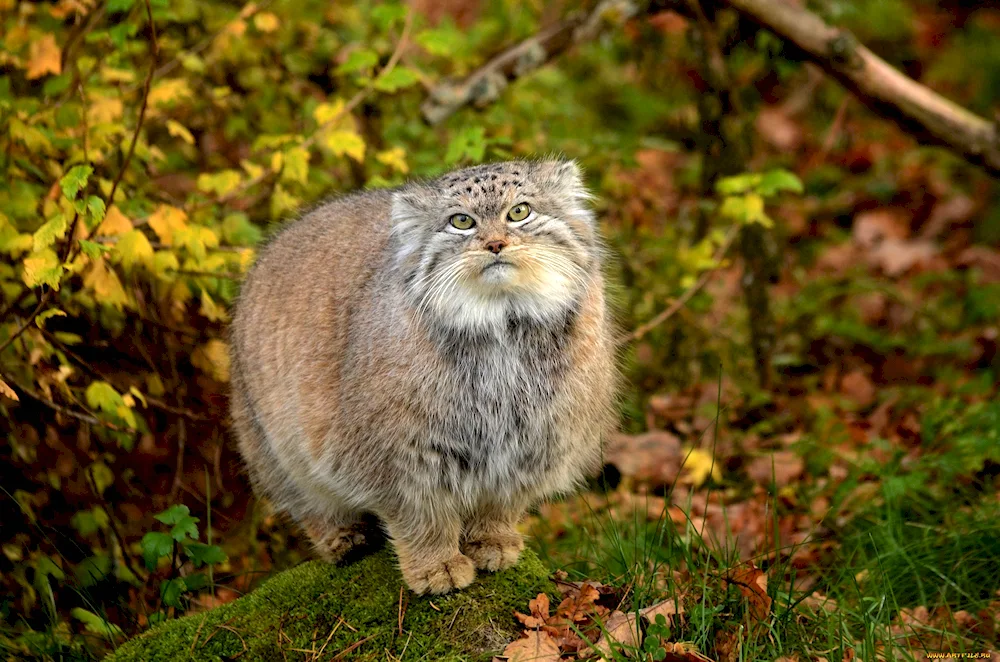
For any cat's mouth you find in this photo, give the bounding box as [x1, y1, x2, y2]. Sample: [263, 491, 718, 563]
[482, 260, 514, 271]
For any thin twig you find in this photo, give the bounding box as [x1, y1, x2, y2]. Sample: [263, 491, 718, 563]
[619, 225, 739, 345]
[0, 370, 128, 431]
[106, 0, 159, 207]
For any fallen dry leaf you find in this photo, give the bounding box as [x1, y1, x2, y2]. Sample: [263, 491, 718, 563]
[515, 593, 551, 629]
[867, 238, 939, 276]
[852, 209, 910, 249]
[839, 370, 876, 409]
[605, 431, 682, 485]
[501, 631, 561, 662]
[589, 611, 642, 659]
[726, 563, 772, 623]
[746, 451, 804, 488]
[640, 598, 685, 625]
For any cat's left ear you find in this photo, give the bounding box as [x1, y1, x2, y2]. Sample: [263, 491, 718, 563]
[539, 160, 594, 204]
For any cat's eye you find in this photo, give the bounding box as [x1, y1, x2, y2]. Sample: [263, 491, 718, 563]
[449, 213, 475, 230]
[507, 203, 531, 222]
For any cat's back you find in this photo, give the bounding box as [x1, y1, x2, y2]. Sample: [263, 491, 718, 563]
[230, 189, 395, 445]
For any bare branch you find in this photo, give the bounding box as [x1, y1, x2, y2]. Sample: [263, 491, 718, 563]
[421, 0, 639, 125]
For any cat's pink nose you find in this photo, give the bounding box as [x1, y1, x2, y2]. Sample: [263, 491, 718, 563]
[485, 240, 507, 254]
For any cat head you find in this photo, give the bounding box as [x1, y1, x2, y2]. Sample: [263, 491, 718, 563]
[389, 160, 600, 331]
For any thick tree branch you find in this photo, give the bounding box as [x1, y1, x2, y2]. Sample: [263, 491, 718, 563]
[724, 0, 1000, 176]
[423, 0, 1000, 177]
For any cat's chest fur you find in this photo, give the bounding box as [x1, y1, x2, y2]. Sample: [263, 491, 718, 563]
[422, 311, 576, 494]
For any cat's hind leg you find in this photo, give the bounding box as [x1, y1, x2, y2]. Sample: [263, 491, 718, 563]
[299, 504, 368, 564]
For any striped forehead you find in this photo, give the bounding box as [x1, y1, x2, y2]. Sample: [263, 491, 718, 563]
[435, 164, 529, 219]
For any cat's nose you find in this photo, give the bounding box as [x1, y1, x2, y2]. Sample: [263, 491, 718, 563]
[485, 240, 507, 254]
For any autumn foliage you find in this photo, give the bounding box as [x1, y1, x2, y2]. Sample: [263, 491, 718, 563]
[3, 0, 1000, 660]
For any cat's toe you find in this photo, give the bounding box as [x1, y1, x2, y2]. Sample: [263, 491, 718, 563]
[405, 554, 476, 595]
[462, 534, 523, 572]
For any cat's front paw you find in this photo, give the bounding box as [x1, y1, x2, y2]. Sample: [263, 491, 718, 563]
[462, 533, 523, 572]
[402, 553, 476, 595]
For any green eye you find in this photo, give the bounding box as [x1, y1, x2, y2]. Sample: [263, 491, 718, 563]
[507, 203, 531, 222]
[449, 213, 475, 230]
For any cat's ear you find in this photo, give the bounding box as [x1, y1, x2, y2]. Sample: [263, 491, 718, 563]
[538, 160, 594, 203]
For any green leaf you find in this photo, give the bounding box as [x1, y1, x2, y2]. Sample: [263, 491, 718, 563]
[335, 49, 378, 76]
[32, 214, 69, 252]
[71, 608, 124, 640]
[183, 572, 210, 591]
[757, 168, 804, 196]
[60, 165, 93, 200]
[86, 195, 107, 229]
[78, 239, 110, 259]
[170, 515, 200, 542]
[71, 507, 109, 536]
[222, 213, 262, 246]
[416, 22, 465, 57]
[715, 173, 760, 196]
[186, 542, 227, 567]
[85, 381, 125, 416]
[140, 531, 174, 570]
[373, 66, 419, 93]
[89, 461, 115, 496]
[445, 126, 486, 165]
[160, 577, 187, 608]
[154, 504, 193, 526]
[75, 554, 112, 587]
[107, 0, 137, 12]
[371, 4, 407, 29]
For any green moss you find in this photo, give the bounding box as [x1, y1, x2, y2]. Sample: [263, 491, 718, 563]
[105, 548, 552, 661]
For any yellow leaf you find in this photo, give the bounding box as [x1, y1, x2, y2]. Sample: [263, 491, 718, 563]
[254, 12, 279, 32]
[197, 170, 242, 198]
[376, 147, 408, 174]
[82, 259, 128, 309]
[100, 67, 134, 84]
[166, 120, 195, 145]
[9, 118, 53, 153]
[26, 33, 62, 80]
[22, 248, 64, 290]
[96, 205, 132, 236]
[114, 230, 154, 271]
[87, 97, 123, 125]
[199, 292, 229, 323]
[147, 205, 188, 246]
[191, 339, 231, 382]
[0, 376, 19, 402]
[323, 130, 365, 162]
[270, 151, 283, 173]
[680, 448, 722, 488]
[239, 2, 258, 18]
[313, 99, 346, 126]
[281, 146, 310, 184]
[147, 79, 192, 110]
[241, 160, 264, 180]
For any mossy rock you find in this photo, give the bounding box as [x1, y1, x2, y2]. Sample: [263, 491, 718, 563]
[105, 548, 553, 661]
